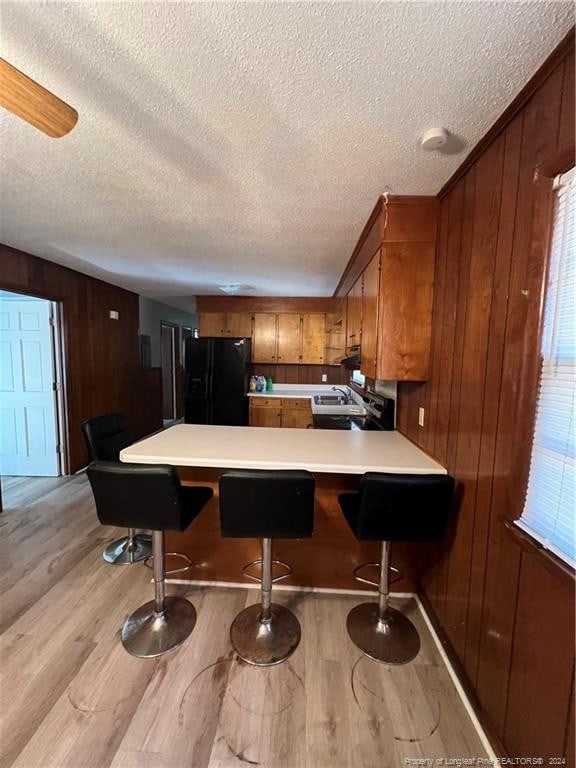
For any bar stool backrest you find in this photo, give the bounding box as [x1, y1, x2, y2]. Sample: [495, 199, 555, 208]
[82, 412, 132, 462]
[219, 469, 315, 539]
[356, 472, 455, 542]
[87, 461, 186, 531]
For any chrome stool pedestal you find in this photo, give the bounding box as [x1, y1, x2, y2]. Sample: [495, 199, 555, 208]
[103, 528, 152, 565]
[347, 541, 420, 665]
[231, 538, 300, 666]
[121, 530, 196, 658]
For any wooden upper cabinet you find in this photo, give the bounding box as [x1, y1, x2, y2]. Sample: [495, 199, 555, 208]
[276, 314, 302, 363]
[225, 312, 252, 338]
[301, 313, 325, 364]
[252, 313, 278, 362]
[346, 276, 363, 349]
[360, 251, 380, 379]
[338, 196, 437, 380]
[377, 242, 435, 380]
[198, 312, 226, 336]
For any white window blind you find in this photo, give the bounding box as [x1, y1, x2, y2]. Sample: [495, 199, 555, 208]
[517, 167, 576, 567]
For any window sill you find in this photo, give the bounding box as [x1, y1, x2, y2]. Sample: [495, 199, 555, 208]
[500, 516, 575, 585]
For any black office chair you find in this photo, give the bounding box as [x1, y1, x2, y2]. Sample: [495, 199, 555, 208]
[87, 461, 213, 657]
[219, 469, 315, 666]
[339, 472, 454, 664]
[82, 413, 152, 565]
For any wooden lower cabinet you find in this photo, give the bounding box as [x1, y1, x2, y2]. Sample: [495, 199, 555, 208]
[281, 408, 313, 429]
[249, 405, 282, 427]
[249, 398, 312, 428]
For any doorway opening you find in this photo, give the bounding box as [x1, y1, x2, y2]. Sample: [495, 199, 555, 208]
[0, 290, 66, 476]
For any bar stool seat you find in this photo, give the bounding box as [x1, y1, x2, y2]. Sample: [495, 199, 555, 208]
[87, 461, 213, 658]
[340, 472, 454, 665]
[219, 469, 315, 666]
[82, 413, 152, 565]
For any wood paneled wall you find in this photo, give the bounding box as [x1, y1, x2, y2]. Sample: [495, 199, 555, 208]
[397, 34, 575, 760]
[250, 363, 347, 385]
[1, 244, 162, 472]
[195, 296, 338, 313]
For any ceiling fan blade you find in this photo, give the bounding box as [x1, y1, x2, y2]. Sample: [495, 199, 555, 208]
[0, 57, 78, 138]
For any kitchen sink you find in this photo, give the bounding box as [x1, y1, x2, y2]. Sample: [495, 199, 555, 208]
[313, 394, 351, 405]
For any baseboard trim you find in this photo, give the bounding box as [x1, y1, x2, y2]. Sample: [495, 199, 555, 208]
[166, 577, 414, 598]
[414, 593, 498, 762]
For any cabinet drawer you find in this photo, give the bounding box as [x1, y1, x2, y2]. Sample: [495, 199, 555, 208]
[281, 398, 311, 409]
[250, 398, 280, 408]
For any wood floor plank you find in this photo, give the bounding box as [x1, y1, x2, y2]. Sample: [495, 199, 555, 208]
[0, 632, 95, 768]
[1, 476, 489, 768]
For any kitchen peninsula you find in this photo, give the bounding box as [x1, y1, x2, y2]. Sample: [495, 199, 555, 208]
[121, 424, 446, 591]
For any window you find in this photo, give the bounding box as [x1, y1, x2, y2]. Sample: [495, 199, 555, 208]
[518, 167, 576, 567]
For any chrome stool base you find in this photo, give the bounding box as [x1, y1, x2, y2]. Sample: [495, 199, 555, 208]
[103, 534, 152, 565]
[121, 596, 197, 658]
[347, 602, 421, 665]
[230, 602, 301, 666]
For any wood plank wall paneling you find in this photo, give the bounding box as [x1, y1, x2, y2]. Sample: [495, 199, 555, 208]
[196, 296, 338, 313]
[397, 36, 575, 761]
[250, 363, 347, 385]
[0, 244, 162, 472]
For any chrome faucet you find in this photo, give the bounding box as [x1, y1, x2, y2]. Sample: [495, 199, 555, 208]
[331, 386, 349, 398]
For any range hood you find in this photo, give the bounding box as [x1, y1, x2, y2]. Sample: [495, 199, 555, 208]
[341, 347, 361, 369]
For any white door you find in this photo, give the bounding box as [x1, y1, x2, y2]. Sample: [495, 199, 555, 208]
[0, 297, 60, 476]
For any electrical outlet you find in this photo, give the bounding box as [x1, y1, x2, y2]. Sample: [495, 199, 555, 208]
[418, 407, 425, 427]
[321, 374, 327, 383]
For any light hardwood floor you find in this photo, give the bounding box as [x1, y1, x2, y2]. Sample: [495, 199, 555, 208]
[0, 475, 488, 768]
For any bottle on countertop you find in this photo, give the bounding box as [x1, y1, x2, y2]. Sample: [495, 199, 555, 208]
[266, 376, 273, 392]
[255, 376, 265, 393]
[249, 375, 257, 392]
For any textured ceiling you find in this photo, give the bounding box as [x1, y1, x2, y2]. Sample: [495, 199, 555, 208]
[0, 2, 573, 299]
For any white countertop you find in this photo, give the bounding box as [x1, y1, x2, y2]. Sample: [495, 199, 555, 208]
[248, 385, 328, 400]
[121, 424, 446, 475]
[248, 384, 365, 415]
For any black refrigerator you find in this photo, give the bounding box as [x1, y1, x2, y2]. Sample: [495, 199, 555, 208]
[184, 337, 251, 426]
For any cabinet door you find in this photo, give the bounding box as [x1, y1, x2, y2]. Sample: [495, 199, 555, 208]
[250, 406, 282, 427]
[198, 313, 226, 337]
[226, 313, 253, 338]
[276, 314, 302, 363]
[346, 277, 362, 347]
[355, 277, 363, 345]
[377, 242, 435, 380]
[281, 408, 313, 429]
[252, 313, 277, 362]
[360, 252, 380, 379]
[301, 314, 326, 364]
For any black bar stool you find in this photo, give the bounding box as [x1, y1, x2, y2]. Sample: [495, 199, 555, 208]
[82, 413, 152, 565]
[339, 472, 454, 665]
[219, 469, 315, 666]
[87, 461, 213, 658]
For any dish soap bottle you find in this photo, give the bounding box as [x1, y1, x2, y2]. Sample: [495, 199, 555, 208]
[249, 375, 257, 392]
[266, 376, 273, 392]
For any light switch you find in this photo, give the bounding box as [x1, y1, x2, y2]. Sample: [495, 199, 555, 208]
[418, 407, 425, 427]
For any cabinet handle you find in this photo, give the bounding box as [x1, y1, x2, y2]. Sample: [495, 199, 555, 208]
[278, 356, 282, 360]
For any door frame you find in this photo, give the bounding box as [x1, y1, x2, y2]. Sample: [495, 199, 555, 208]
[0, 288, 68, 476]
[160, 321, 178, 422]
